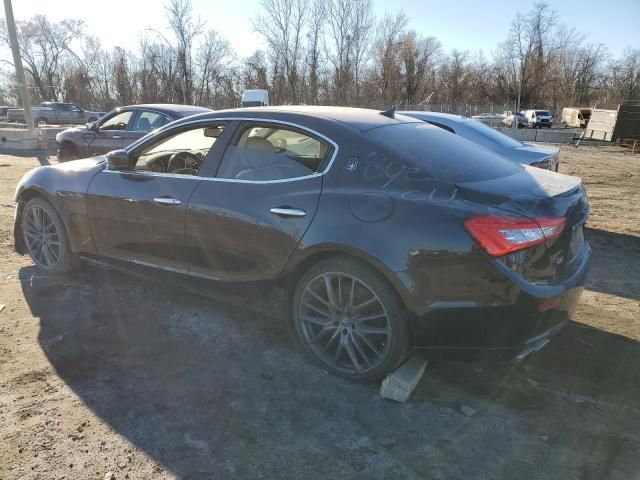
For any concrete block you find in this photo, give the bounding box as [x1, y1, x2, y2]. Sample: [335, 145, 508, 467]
[380, 355, 428, 402]
[0, 127, 38, 150]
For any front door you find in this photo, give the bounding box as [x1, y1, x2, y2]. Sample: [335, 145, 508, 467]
[86, 122, 225, 273]
[87, 110, 134, 156]
[186, 121, 333, 281]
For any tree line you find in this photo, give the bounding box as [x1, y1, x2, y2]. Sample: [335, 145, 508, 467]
[0, 0, 638, 114]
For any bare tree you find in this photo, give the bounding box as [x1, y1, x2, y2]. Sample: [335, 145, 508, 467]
[195, 29, 234, 107]
[398, 31, 440, 105]
[305, 0, 325, 104]
[0, 15, 84, 101]
[253, 0, 310, 104]
[166, 0, 204, 104]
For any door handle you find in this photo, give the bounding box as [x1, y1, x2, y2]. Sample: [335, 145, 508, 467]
[153, 197, 182, 206]
[270, 207, 306, 218]
[112, 135, 122, 139]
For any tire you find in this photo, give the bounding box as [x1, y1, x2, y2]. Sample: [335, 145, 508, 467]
[21, 197, 75, 274]
[34, 117, 48, 126]
[57, 142, 78, 162]
[291, 257, 410, 382]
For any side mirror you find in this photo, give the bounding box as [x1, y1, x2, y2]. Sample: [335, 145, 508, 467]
[106, 149, 131, 171]
[86, 121, 97, 131]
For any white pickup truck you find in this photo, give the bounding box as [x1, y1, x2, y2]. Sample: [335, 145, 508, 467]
[7, 102, 103, 125]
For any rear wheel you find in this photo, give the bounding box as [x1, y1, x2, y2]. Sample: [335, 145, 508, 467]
[292, 257, 410, 382]
[21, 197, 75, 274]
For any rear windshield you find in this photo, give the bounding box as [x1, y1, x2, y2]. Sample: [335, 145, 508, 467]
[463, 119, 523, 148]
[365, 123, 521, 183]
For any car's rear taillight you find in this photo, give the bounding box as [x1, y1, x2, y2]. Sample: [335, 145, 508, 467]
[464, 216, 565, 257]
[530, 160, 551, 170]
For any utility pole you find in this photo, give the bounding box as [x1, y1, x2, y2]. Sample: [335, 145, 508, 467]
[3, 0, 34, 131]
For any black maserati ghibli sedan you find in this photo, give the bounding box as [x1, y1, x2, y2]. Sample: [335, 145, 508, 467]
[14, 106, 591, 382]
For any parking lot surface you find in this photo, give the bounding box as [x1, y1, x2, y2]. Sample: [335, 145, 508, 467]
[0, 145, 639, 479]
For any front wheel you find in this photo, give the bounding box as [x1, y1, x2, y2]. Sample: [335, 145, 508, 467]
[57, 142, 78, 162]
[21, 197, 75, 274]
[292, 258, 410, 382]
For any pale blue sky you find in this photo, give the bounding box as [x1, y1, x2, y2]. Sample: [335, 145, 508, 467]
[3, 0, 639, 58]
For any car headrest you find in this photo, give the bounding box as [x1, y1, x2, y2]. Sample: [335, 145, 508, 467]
[242, 137, 275, 168]
[138, 118, 152, 131]
[245, 136, 274, 153]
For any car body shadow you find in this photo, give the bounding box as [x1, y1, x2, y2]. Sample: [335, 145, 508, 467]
[0, 147, 52, 165]
[19, 265, 640, 479]
[586, 227, 640, 300]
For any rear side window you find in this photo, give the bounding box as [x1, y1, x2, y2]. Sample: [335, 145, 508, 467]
[366, 123, 521, 183]
[217, 124, 329, 181]
[133, 111, 172, 131]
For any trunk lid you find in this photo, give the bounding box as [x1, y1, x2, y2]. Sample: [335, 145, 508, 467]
[457, 166, 589, 283]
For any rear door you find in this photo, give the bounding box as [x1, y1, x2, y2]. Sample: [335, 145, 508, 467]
[121, 110, 174, 148]
[186, 120, 334, 281]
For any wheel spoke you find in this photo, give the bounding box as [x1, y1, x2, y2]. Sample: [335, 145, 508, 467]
[306, 287, 333, 310]
[323, 274, 339, 308]
[302, 302, 332, 319]
[333, 341, 344, 364]
[350, 332, 372, 367]
[348, 277, 356, 310]
[353, 313, 387, 323]
[344, 340, 362, 373]
[300, 314, 332, 327]
[357, 325, 389, 335]
[41, 243, 53, 266]
[321, 328, 341, 353]
[354, 330, 383, 358]
[309, 324, 336, 344]
[352, 296, 378, 312]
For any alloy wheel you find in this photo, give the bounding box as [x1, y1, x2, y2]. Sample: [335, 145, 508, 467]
[23, 204, 62, 269]
[297, 272, 392, 375]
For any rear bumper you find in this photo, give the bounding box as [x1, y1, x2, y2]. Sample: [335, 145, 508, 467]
[410, 244, 590, 361]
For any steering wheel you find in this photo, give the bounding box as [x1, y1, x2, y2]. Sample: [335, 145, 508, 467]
[168, 151, 201, 175]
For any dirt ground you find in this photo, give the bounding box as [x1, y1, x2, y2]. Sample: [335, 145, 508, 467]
[0, 145, 638, 479]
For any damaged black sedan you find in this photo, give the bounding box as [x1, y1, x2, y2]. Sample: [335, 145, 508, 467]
[13, 106, 591, 382]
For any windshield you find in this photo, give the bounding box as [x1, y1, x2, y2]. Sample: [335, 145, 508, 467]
[463, 119, 523, 148]
[241, 101, 265, 107]
[366, 122, 521, 183]
[535, 110, 552, 116]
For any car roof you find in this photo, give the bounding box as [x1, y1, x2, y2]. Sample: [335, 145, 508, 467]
[117, 104, 213, 118]
[184, 105, 419, 132]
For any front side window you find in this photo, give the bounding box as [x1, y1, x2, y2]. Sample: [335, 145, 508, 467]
[133, 111, 172, 132]
[100, 111, 133, 131]
[132, 124, 224, 176]
[217, 124, 329, 181]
